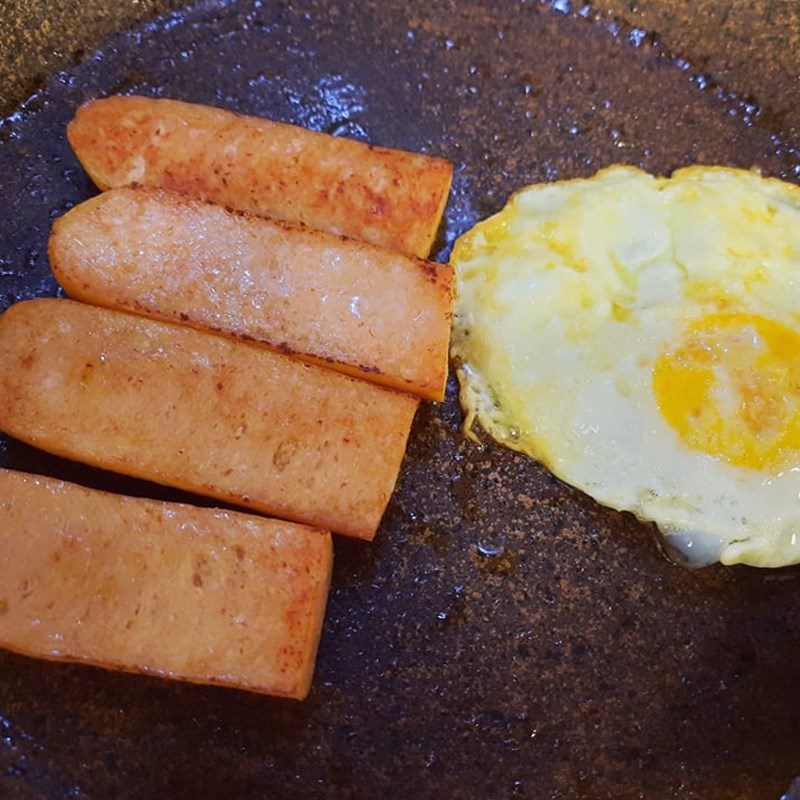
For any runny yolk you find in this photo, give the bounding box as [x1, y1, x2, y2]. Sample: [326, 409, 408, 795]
[653, 313, 800, 471]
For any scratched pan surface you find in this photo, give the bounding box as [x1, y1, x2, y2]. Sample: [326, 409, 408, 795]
[1, 1, 799, 798]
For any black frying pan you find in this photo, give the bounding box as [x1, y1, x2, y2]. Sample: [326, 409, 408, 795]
[1, 2, 799, 798]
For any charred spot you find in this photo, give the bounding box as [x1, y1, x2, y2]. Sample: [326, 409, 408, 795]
[273, 439, 298, 471]
[234, 545, 245, 561]
[216, 382, 224, 391]
[271, 217, 305, 234]
[179, 312, 189, 322]
[276, 341, 296, 355]
[79, 361, 96, 384]
[358, 363, 382, 374]
[364, 186, 388, 216]
[419, 261, 440, 282]
[192, 572, 203, 587]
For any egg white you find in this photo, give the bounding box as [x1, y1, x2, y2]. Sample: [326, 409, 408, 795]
[451, 166, 800, 568]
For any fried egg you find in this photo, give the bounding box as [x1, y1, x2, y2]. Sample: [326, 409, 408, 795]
[450, 166, 800, 568]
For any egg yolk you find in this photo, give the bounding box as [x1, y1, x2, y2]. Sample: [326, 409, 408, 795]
[653, 313, 800, 471]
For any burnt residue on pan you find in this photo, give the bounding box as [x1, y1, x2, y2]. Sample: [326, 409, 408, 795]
[1, 2, 799, 799]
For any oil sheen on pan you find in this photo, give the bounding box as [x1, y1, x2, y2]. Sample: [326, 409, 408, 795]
[0, 1, 799, 799]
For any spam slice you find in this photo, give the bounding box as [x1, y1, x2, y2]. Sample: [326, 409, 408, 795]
[67, 95, 453, 258]
[49, 186, 453, 401]
[0, 299, 418, 540]
[0, 468, 331, 699]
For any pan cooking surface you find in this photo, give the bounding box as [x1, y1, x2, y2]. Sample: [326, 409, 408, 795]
[0, 1, 799, 798]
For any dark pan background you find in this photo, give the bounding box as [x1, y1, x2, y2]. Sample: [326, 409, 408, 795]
[1, 1, 799, 798]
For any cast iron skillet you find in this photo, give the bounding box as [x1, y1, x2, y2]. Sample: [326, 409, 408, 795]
[1, 2, 799, 798]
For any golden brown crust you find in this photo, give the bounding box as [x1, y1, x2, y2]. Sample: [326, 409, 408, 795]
[49, 185, 453, 400]
[67, 95, 453, 258]
[0, 467, 332, 698]
[0, 299, 419, 539]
